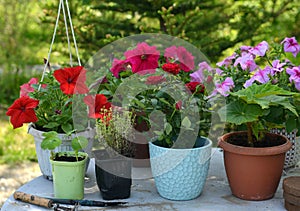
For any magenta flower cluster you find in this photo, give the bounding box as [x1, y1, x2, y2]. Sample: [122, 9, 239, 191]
[206, 37, 300, 97]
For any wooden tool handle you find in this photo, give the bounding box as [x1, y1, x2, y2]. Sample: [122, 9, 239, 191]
[13, 191, 53, 208]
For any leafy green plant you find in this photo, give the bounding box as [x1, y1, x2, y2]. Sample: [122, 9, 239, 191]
[218, 83, 299, 146]
[41, 130, 88, 161]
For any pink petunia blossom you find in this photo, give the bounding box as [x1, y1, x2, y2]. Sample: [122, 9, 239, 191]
[190, 62, 212, 83]
[110, 58, 129, 78]
[270, 60, 286, 75]
[286, 66, 300, 90]
[208, 77, 235, 98]
[234, 52, 257, 71]
[20, 78, 46, 97]
[164, 46, 195, 72]
[244, 68, 271, 88]
[281, 37, 300, 57]
[216, 53, 237, 67]
[249, 41, 269, 57]
[124, 42, 160, 74]
[240, 45, 252, 52]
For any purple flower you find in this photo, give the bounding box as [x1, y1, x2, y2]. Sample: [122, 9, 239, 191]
[215, 68, 223, 75]
[190, 62, 212, 83]
[244, 68, 271, 88]
[216, 53, 237, 67]
[270, 60, 286, 75]
[249, 41, 269, 57]
[234, 53, 257, 71]
[286, 66, 300, 90]
[281, 37, 300, 57]
[240, 45, 252, 52]
[208, 77, 235, 98]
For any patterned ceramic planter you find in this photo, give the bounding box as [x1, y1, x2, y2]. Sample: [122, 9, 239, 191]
[149, 137, 212, 200]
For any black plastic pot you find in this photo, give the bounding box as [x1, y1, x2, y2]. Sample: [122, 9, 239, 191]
[94, 150, 132, 200]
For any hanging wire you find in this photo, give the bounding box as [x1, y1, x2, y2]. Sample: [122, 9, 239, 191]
[39, 0, 63, 90]
[65, 0, 81, 66]
[61, 0, 73, 67]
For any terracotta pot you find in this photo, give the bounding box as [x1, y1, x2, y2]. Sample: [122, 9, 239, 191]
[218, 131, 292, 201]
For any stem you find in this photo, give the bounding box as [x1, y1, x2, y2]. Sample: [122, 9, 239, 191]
[246, 122, 254, 147]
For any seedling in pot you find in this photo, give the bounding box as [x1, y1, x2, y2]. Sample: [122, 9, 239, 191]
[41, 130, 88, 161]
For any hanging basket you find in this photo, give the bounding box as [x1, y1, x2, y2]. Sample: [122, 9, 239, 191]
[270, 128, 300, 169]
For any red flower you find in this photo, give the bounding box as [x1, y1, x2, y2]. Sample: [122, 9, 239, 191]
[162, 63, 181, 75]
[84, 94, 112, 119]
[20, 78, 46, 97]
[164, 46, 195, 72]
[110, 59, 128, 78]
[175, 101, 182, 110]
[185, 82, 205, 93]
[145, 75, 166, 85]
[124, 42, 160, 74]
[53, 66, 89, 95]
[6, 96, 39, 129]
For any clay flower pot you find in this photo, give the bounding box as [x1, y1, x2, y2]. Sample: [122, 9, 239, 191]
[218, 131, 292, 201]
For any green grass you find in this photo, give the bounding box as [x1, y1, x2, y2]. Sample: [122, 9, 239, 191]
[0, 110, 37, 164]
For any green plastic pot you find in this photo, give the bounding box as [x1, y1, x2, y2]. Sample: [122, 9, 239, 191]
[50, 152, 88, 200]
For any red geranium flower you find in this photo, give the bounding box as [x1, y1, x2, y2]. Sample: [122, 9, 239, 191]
[124, 42, 160, 74]
[84, 94, 112, 119]
[6, 96, 39, 129]
[162, 63, 181, 75]
[145, 75, 166, 85]
[185, 82, 205, 93]
[175, 101, 182, 110]
[164, 46, 195, 72]
[53, 66, 89, 95]
[110, 59, 129, 78]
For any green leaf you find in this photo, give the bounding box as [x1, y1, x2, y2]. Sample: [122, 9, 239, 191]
[43, 122, 60, 129]
[62, 123, 73, 134]
[218, 101, 263, 125]
[164, 122, 172, 135]
[286, 118, 297, 133]
[181, 116, 192, 129]
[41, 131, 61, 150]
[71, 136, 88, 152]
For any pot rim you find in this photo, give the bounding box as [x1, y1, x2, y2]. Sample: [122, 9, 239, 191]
[50, 152, 88, 164]
[149, 136, 212, 151]
[218, 131, 292, 156]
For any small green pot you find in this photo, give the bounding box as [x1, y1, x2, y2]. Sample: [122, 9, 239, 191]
[50, 152, 88, 200]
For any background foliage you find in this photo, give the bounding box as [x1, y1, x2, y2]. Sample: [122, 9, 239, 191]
[0, 0, 300, 163]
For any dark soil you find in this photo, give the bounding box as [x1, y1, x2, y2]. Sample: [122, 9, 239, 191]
[227, 132, 286, 148]
[53, 154, 86, 162]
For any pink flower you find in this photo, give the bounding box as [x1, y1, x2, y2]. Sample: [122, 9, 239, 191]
[190, 62, 212, 83]
[249, 41, 269, 57]
[164, 46, 195, 72]
[20, 78, 46, 97]
[281, 37, 300, 57]
[216, 53, 237, 67]
[110, 59, 128, 78]
[234, 53, 257, 71]
[286, 66, 300, 90]
[270, 60, 286, 75]
[244, 68, 271, 88]
[124, 42, 160, 74]
[208, 77, 235, 98]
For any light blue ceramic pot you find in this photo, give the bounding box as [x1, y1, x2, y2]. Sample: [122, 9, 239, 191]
[149, 137, 212, 200]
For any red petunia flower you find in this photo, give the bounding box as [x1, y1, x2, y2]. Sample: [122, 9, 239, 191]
[53, 66, 89, 95]
[20, 78, 46, 97]
[124, 42, 160, 74]
[84, 94, 112, 119]
[110, 59, 129, 78]
[145, 75, 166, 85]
[164, 46, 195, 72]
[162, 63, 181, 75]
[175, 101, 182, 110]
[6, 96, 39, 129]
[185, 82, 205, 94]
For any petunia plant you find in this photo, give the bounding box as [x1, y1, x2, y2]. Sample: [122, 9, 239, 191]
[96, 42, 212, 148]
[6, 66, 89, 133]
[207, 36, 300, 145]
